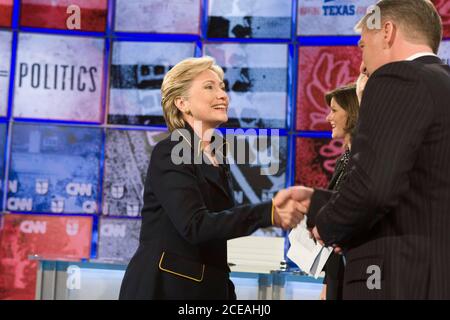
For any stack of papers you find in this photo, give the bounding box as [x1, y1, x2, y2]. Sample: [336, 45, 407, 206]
[227, 236, 285, 274]
[287, 218, 333, 279]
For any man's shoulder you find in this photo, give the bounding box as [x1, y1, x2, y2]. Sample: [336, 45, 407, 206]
[371, 57, 447, 82]
[364, 60, 433, 95]
[367, 58, 450, 101]
[371, 60, 422, 81]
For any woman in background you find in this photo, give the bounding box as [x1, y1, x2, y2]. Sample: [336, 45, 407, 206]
[319, 81, 363, 300]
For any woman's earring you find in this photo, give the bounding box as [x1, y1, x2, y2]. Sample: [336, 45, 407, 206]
[185, 109, 192, 116]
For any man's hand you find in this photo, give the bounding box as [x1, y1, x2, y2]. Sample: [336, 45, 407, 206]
[313, 226, 343, 254]
[320, 284, 327, 300]
[312, 226, 324, 246]
[272, 187, 307, 230]
[333, 246, 343, 254]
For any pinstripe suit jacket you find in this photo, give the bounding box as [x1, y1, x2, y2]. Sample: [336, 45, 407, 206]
[307, 56, 450, 299]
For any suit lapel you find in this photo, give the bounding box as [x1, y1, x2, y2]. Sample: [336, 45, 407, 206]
[201, 162, 234, 204]
[176, 124, 234, 204]
[222, 164, 236, 206]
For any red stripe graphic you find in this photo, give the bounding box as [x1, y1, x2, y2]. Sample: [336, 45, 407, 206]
[0, 214, 92, 300]
[20, 4, 107, 32]
[296, 46, 361, 131]
[432, 0, 450, 38]
[295, 137, 343, 189]
[0, 5, 12, 27]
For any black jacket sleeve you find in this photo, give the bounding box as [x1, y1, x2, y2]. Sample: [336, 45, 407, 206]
[148, 140, 273, 246]
[312, 61, 434, 246]
[306, 188, 334, 229]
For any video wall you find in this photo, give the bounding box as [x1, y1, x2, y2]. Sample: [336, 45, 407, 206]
[0, 0, 448, 299]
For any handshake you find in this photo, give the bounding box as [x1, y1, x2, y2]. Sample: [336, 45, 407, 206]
[271, 186, 314, 230]
[272, 186, 342, 253]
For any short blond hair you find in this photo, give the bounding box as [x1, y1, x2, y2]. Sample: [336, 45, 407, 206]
[355, 0, 442, 54]
[161, 56, 224, 132]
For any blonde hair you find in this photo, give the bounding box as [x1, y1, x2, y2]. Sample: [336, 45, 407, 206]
[355, 0, 442, 54]
[161, 56, 225, 132]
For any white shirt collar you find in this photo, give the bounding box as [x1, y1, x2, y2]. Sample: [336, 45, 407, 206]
[405, 52, 438, 61]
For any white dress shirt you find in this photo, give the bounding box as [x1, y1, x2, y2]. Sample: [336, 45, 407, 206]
[405, 52, 438, 61]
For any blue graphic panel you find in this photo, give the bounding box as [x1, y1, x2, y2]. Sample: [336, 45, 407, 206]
[7, 123, 102, 214]
[0, 31, 11, 117]
[0, 122, 7, 210]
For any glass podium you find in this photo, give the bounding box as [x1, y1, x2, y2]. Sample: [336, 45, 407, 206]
[30, 255, 323, 300]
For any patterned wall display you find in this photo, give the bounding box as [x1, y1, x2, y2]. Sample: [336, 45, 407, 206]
[19, 0, 108, 31]
[0, 0, 13, 27]
[438, 40, 450, 65]
[296, 46, 361, 131]
[0, 123, 7, 210]
[295, 137, 344, 189]
[226, 131, 287, 237]
[0, 213, 92, 299]
[7, 123, 102, 214]
[433, 0, 450, 39]
[0, 0, 448, 297]
[96, 217, 141, 262]
[204, 42, 289, 128]
[297, 0, 373, 36]
[207, 0, 292, 39]
[13, 33, 104, 122]
[102, 129, 168, 217]
[0, 30, 11, 117]
[114, 0, 202, 34]
[108, 41, 196, 126]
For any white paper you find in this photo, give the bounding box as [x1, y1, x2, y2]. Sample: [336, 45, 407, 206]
[287, 218, 333, 278]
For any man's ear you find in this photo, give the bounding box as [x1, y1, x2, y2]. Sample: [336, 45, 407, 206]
[383, 21, 396, 49]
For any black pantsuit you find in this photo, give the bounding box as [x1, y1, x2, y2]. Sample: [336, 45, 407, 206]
[119, 124, 272, 299]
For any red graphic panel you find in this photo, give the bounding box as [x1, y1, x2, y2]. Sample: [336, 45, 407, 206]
[296, 46, 361, 131]
[0, 214, 92, 300]
[20, 0, 107, 32]
[433, 0, 450, 38]
[295, 137, 345, 189]
[0, 0, 13, 27]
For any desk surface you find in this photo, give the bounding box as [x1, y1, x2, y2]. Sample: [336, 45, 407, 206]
[33, 257, 323, 300]
[32, 256, 323, 284]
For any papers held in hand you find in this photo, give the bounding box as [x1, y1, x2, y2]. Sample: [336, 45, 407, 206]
[287, 218, 333, 279]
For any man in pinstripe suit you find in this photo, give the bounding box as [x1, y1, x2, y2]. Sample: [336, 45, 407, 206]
[295, 0, 450, 299]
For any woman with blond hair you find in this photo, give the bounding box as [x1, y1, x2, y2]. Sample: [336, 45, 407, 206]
[119, 56, 304, 300]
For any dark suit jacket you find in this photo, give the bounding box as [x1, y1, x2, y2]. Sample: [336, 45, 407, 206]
[322, 149, 350, 300]
[119, 124, 272, 300]
[307, 56, 450, 299]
